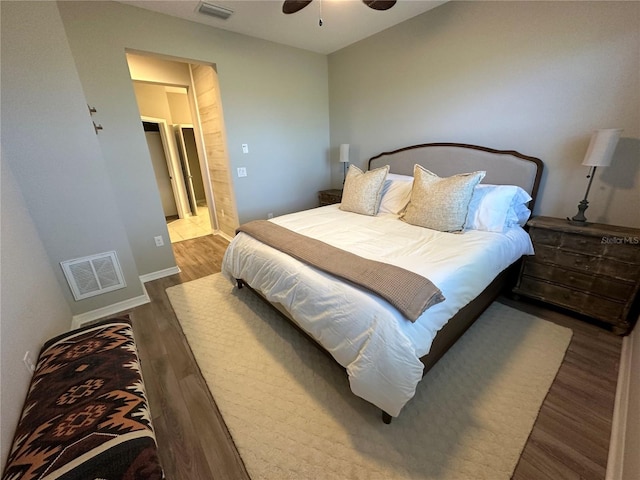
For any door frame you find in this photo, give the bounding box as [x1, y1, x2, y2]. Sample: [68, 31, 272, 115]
[141, 115, 190, 219]
[174, 123, 200, 216]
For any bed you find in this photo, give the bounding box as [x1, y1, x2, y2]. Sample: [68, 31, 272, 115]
[222, 142, 543, 423]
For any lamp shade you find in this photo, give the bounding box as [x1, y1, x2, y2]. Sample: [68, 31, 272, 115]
[339, 144, 350, 163]
[582, 129, 622, 167]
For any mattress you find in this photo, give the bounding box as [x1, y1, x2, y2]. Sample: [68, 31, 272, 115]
[222, 205, 533, 416]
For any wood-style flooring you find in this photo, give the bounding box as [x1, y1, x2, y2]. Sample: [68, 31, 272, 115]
[130, 234, 622, 480]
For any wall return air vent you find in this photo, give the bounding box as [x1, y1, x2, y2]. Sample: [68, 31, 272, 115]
[61, 251, 126, 301]
[197, 2, 233, 20]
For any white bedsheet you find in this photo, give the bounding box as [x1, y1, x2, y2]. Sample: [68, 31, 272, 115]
[222, 205, 534, 416]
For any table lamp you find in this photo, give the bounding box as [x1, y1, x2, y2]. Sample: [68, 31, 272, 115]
[339, 144, 350, 184]
[568, 128, 622, 225]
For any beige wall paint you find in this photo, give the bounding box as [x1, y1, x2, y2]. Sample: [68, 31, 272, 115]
[1, 1, 145, 314]
[0, 157, 73, 467]
[191, 63, 239, 238]
[126, 52, 192, 86]
[58, 1, 330, 254]
[167, 92, 192, 125]
[133, 83, 174, 122]
[329, 1, 639, 228]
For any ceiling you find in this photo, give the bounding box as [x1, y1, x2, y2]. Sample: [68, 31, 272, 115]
[118, 0, 446, 55]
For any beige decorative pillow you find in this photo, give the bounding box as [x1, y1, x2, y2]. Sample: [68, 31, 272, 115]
[340, 165, 390, 216]
[401, 165, 486, 232]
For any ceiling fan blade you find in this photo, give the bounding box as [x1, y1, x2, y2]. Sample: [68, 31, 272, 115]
[363, 0, 397, 11]
[282, 0, 313, 14]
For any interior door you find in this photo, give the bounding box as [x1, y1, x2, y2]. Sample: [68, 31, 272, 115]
[174, 125, 199, 216]
[144, 127, 178, 217]
[141, 116, 189, 219]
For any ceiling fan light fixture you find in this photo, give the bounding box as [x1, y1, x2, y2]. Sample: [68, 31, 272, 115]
[363, 0, 397, 11]
[197, 1, 234, 20]
[282, 0, 313, 14]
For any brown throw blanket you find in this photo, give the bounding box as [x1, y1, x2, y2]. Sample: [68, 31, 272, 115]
[237, 220, 445, 321]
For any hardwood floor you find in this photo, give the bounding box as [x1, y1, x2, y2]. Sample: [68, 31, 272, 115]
[131, 234, 622, 479]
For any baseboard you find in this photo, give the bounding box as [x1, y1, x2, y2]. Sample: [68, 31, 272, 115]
[70, 283, 150, 330]
[139, 266, 181, 283]
[215, 229, 234, 242]
[605, 331, 634, 480]
[69, 266, 181, 330]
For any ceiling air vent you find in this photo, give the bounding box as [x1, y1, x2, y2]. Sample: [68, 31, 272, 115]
[61, 251, 126, 301]
[197, 2, 233, 20]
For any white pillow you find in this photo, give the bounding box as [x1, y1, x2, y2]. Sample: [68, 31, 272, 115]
[465, 184, 532, 232]
[510, 202, 532, 226]
[379, 173, 413, 214]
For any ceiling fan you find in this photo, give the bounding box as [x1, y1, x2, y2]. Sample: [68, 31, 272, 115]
[282, 1, 397, 15]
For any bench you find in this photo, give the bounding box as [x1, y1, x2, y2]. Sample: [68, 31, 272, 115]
[2, 317, 163, 480]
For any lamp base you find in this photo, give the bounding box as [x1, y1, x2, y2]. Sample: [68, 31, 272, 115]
[567, 199, 589, 225]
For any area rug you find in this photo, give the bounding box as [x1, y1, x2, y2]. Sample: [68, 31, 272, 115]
[166, 273, 572, 480]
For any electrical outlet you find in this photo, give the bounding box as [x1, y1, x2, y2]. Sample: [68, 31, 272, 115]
[267, 212, 273, 219]
[154, 235, 164, 247]
[23, 351, 35, 373]
[242, 144, 249, 154]
[237, 167, 247, 177]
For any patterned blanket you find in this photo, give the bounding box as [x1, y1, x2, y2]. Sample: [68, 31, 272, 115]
[2, 317, 163, 480]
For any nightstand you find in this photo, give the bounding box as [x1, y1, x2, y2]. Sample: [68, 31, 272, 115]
[318, 189, 343, 206]
[513, 216, 640, 335]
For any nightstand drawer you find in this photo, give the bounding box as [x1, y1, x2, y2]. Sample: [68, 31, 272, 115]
[531, 229, 603, 254]
[522, 261, 635, 302]
[531, 229, 640, 263]
[534, 244, 638, 281]
[517, 276, 625, 323]
[603, 242, 640, 264]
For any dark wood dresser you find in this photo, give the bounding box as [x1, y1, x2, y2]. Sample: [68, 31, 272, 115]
[513, 216, 640, 335]
[318, 189, 343, 206]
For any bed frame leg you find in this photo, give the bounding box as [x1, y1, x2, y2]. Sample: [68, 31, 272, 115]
[382, 411, 392, 424]
[236, 279, 244, 289]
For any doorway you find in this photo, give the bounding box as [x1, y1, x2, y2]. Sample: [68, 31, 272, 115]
[170, 124, 212, 242]
[132, 81, 213, 243]
[141, 116, 212, 242]
[126, 51, 239, 241]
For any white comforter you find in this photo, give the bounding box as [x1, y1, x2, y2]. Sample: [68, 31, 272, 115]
[222, 205, 533, 416]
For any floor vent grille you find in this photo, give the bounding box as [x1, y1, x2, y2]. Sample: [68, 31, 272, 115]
[61, 251, 126, 301]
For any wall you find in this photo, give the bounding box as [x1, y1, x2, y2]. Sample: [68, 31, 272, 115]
[0, 1, 145, 315]
[0, 156, 73, 467]
[328, 1, 640, 228]
[191, 63, 239, 237]
[133, 83, 175, 122]
[622, 327, 640, 479]
[167, 92, 192, 125]
[58, 0, 330, 256]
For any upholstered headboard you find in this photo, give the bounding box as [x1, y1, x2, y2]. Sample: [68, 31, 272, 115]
[369, 143, 544, 210]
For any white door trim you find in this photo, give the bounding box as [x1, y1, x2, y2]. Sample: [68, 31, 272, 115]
[142, 115, 189, 219]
